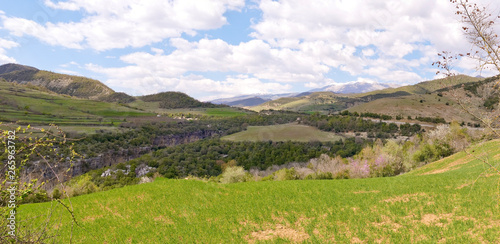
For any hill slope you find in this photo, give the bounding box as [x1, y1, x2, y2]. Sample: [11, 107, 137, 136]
[353, 75, 480, 100]
[138, 91, 222, 109]
[251, 92, 355, 113]
[251, 75, 488, 120]
[0, 80, 153, 126]
[0, 63, 38, 74]
[18, 140, 500, 243]
[310, 80, 400, 93]
[0, 63, 114, 100]
[348, 75, 499, 123]
[221, 123, 343, 142]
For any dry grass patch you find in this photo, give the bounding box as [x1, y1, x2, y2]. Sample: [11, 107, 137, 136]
[82, 215, 103, 223]
[153, 215, 174, 225]
[381, 193, 427, 204]
[353, 190, 380, 194]
[371, 215, 403, 232]
[494, 153, 500, 160]
[421, 155, 473, 175]
[420, 213, 454, 227]
[456, 183, 471, 189]
[245, 224, 310, 243]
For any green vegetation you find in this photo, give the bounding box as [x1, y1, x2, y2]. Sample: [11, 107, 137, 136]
[139, 91, 223, 109]
[354, 75, 480, 98]
[204, 108, 247, 117]
[222, 123, 343, 142]
[100, 92, 136, 103]
[302, 113, 418, 138]
[0, 65, 114, 99]
[18, 140, 500, 243]
[250, 75, 486, 123]
[0, 80, 154, 126]
[132, 138, 362, 178]
[252, 92, 352, 114]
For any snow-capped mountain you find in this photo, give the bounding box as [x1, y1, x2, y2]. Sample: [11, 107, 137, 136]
[309, 81, 401, 94]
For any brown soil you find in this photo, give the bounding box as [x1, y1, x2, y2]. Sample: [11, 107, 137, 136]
[381, 193, 427, 203]
[245, 224, 310, 243]
[421, 155, 472, 175]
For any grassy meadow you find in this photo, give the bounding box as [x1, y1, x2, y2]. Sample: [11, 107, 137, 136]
[17, 140, 500, 243]
[129, 99, 249, 118]
[222, 123, 344, 142]
[0, 81, 154, 126]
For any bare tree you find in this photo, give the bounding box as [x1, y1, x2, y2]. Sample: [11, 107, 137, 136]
[435, 0, 500, 174]
[1, 124, 80, 243]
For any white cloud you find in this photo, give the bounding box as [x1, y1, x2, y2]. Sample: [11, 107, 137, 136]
[2, 0, 245, 51]
[86, 63, 291, 100]
[247, 0, 500, 86]
[0, 38, 19, 64]
[103, 38, 331, 83]
[3, 0, 500, 99]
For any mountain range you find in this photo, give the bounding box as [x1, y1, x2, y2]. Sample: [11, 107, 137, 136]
[1, 63, 496, 125]
[211, 81, 402, 107]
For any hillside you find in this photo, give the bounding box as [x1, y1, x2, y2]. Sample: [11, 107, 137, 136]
[310, 80, 400, 94]
[0, 63, 38, 74]
[352, 75, 480, 100]
[250, 75, 490, 121]
[139, 91, 223, 109]
[0, 79, 153, 127]
[221, 123, 344, 142]
[348, 75, 500, 123]
[18, 140, 500, 243]
[0, 63, 114, 100]
[251, 92, 356, 113]
[225, 97, 271, 107]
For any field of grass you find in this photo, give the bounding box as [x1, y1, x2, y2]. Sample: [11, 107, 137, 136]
[17, 140, 500, 243]
[205, 108, 248, 117]
[222, 123, 344, 142]
[129, 99, 250, 117]
[0, 81, 154, 126]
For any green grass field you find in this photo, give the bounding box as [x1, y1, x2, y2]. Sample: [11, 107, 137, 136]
[0, 81, 154, 126]
[17, 140, 500, 243]
[222, 123, 344, 142]
[129, 100, 249, 117]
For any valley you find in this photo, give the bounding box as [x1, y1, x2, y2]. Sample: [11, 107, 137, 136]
[3, 1, 500, 243]
[0, 64, 498, 243]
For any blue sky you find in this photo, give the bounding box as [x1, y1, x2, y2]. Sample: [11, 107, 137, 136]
[0, 0, 497, 101]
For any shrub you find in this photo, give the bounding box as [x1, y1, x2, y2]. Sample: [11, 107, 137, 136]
[66, 175, 99, 197]
[348, 159, 370, 178]
[51, 188, 62, 199]
[220, 166, 248, 184]
[273, 168, 299, 181]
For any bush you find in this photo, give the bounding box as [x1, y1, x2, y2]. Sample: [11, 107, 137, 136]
[273, 168, 299, 181]
[220, 166, 248, 184]
[52, 188, 62, 199]
[66, 175, 99, 197]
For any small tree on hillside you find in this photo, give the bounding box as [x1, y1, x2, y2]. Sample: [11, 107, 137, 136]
[0, 124, 81, 243]
[435, 0, 500, 174]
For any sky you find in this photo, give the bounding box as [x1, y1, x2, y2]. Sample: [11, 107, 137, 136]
[1, 0, 499, 101]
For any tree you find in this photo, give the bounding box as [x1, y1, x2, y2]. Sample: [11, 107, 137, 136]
[435, 0, 500, 174]
[1, 124, 80, 243]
